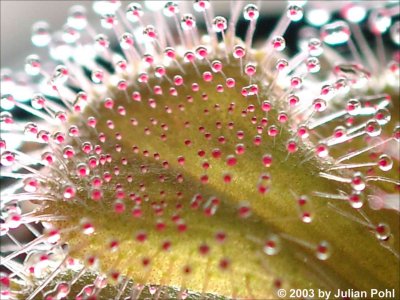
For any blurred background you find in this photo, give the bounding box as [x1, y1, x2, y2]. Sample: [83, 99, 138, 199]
[2, 1, 394, 70]
[0, 1, 288, 69]
[1, 1, 85, 68]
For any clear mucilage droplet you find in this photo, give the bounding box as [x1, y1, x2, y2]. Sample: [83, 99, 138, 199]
[2, 2, 399, 299]
[369, 9, 391, 34]
[378, 154, 393, 172]
[31, 94, 46, 110]
[390, 21, 400, 45]
[181, 14, 197, 31]
[321, 21, 351, 45]
[306, 57, 320, 73]
[68, 5, 88, 30]
[93, 0, 121, 15]
[263, 234, 280, 255]
[365, 120, 382, 137]
[341, 3, 366, 24]
[126, 3, 144, 23]
[243, 4, 259, 21]
[212, 16, 227, 32]
[62, 25, 81, 44]
[49, 33, 73, 61]
[31, 21, 51, 47]
[308, 38, 323, 56]
[375, 223, 391, 241]
[287, 5, 303, 22]
[306, 8, 330, 27]
[272, 36, 286, 51]
[120, 32, 134, 49]
[163, 1, 179, 17]
[193, 0, 210, 12]
[375, 108, 391, 125]
[348, 192, 364, 209]
[25, 54, 41, 76]
[0, 150, 16, 168]
[351, 172, 366, 191]
[101, 14, 117, 29]
[94, 34, 110, 51]
[316, 241, 331, 260]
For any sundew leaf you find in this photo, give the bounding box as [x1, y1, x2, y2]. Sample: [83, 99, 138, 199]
[1, 2, 399, 300]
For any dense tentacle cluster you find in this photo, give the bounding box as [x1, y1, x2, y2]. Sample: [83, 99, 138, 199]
[0, 1, 399, 299]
